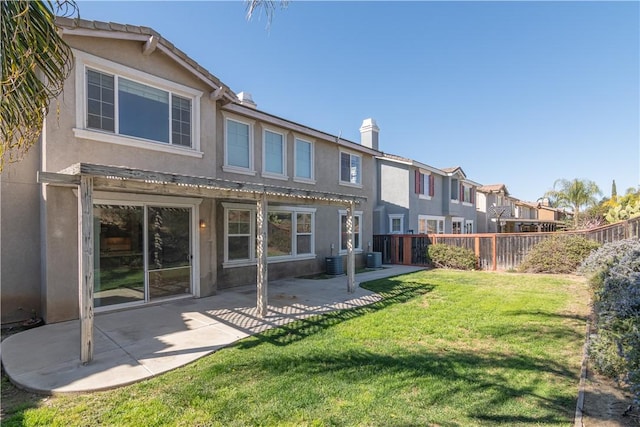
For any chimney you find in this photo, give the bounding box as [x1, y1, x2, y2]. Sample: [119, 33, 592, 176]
[359, 118, 379, 150]
[237, 92, 257, 109]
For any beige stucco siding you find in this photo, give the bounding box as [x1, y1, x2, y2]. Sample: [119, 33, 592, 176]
[44, 36, 217, 178]
[0, 147, 42, 323]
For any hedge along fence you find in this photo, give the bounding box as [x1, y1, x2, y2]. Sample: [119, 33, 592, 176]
[373, 216, 640, 271]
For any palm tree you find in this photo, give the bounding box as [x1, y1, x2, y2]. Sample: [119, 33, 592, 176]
[1, 0, 77, 171]
[545, 178, 602, 229]
[245, 0, 288, 25]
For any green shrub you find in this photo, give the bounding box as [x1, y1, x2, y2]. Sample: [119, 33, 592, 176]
[518, 235, 600, 274]
[427, 244, 477, 270]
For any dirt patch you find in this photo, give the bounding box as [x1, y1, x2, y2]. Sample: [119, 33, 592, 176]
[582, 369, 639, 426]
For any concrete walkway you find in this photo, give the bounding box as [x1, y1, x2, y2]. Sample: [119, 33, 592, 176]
[1, 265, 423, 394]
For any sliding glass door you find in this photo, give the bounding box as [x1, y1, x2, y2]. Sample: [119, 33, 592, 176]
[94, 203, 193, 309]
[147, 207, 191, 300]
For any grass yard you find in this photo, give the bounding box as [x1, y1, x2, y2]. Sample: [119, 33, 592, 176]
[3, 270, 590, 426]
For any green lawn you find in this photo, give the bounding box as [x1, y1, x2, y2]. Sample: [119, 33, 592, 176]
[5, 270, 589, 426]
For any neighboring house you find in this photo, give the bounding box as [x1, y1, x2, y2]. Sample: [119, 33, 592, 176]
[0, 18, 379, 324]
[477, 185, 569, 233]
[476, 184, 515, 233]
[374, 154, 479, 236]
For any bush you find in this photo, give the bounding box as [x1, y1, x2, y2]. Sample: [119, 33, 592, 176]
[518, 235, 600, 274]
[427, 244, 477, 270]
[584, 242, 640, 404]
[579, 239, 640, 292]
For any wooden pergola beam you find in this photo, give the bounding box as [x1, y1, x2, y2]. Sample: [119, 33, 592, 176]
[39, 163, 365, 361]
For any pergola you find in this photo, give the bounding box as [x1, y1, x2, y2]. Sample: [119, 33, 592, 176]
[39, 163, 366, 363]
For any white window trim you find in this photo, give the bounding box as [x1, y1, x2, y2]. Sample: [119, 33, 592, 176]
[222, 202, 317, 268]
[418, 214, 445, 234]
[452, 216, 464, 234]
[338, 209, 363, 255]
[73, 49, 202, 155]
[465, 220, 474, 234]
[262, 126, 288, 180]
[388, 214, 404, 234]
[293, 135, 315, 184]
[339, 150, 363, 188]
[417, 170, 433, 200]
[462, 184, 474, 207]
[222, 112, 256, 175]
[92, 191, 202, 309]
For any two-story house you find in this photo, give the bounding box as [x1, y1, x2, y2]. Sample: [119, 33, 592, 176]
[0, 18, 379, 325]
[374, 149, 479, 236]
[477, 185, 570, 233]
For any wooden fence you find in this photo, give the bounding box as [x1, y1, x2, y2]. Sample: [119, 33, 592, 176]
[373, 216, 640, 271]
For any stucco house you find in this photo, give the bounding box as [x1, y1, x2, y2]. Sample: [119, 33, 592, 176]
[476, 184, 570, 233]
[0, 18, 380, 325]
[374, 153, 479, 236]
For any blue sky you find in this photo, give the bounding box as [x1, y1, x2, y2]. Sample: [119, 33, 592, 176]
[75, 1, 639, 202]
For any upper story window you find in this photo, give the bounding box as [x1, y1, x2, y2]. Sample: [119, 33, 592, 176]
[86, 69, 192, 147]
[415, 170, 435, 198]
[294, 137, 314, 182]
[461, 184, 475, 205]
[340, 152, 361, 186]
[74, 51, 202, 157]
[224, 116, 255, 174]
[451, 178, 459, 201]
[263, 129, 286, 177]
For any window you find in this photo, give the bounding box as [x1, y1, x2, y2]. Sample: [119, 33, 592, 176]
[451, 178, 459, 201]
[452, 218, 463, 234]
[414, 170, 435, 197]
[268, 212, 292, 256]
[465, 220, 474, 234]
[461, 184, 475, 205]
[263, 130, 285, 177]
[340, 152, 361, 185]
[86, 68, 193, 147]
[339, 210, 362, 252]
[295, 138, 313, 181]
[227, 209, 253, 261]
[296, 213, 313, 254]
[226, 119, 252, 170]
[223, 204, 315, 266]
[389, 214, 404, 234]
[418, 215, 444, 234]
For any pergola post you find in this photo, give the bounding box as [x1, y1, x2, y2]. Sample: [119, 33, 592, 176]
[78, 176, 94, 363]
[346, 200, 356, 293]
[256, 192, 268, 317]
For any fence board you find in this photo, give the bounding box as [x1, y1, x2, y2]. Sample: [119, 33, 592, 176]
[373, 216, 640, 271]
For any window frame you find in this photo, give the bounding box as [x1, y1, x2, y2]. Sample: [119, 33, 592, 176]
[415, 170, 435, 200]
[452, 217, 464, 234]
[262, 126, 287, 180]
[465, 220, 474, 234]
[293, 136, 315, 184]
[339, 150, 362, 187]
[73, 50, 202, 157]
[418, 214, 445, 235]
[222, 203, 316, 267]
[338, 209, 363, 254]
[388, 214, 404, 234]
[222, 113, 256, 175]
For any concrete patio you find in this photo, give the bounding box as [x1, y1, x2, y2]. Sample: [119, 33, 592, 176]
[1, 265, 423, 394]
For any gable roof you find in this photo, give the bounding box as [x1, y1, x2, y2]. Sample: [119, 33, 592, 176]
[55, 17, 237, 103]
[477, 184, 510, 195]
[442, 166, 467, 179]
